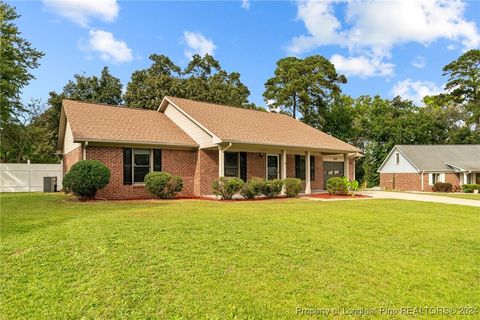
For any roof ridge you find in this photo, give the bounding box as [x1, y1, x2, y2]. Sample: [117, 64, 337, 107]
[166, 96, 290, 116]
[63, 99, 158, 112]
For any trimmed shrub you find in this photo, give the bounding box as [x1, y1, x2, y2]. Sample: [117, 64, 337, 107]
[283, 178, 302, 197]
[62, 160, 110, 200]
[432, 182, 453, 192]
[260, 179, 284, 198]
[144, 172, 183, 199]
[240, 178, 263, 199]
[326, 177, 348, 195]
[462, 184, 480, 193]
[212, 177, 244, 200]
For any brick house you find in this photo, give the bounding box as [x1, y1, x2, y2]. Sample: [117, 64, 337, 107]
[378, 145, 480, 191]
[57, 97, 360, 199]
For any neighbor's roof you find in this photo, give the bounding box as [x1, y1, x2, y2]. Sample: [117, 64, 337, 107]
[163, 96, 360, 153]
[396, 145, 480, 171]
[62, 100, 198, 147]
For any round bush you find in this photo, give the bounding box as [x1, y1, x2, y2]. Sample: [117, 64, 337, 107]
[326, 177, 348, 195]
[144, 172, 183, 199]
[283, 178, 302, 197]
[212, 177, 244, 200]
[260, 179, 284, 198]
[432, 182, 453, 192]
[240, 178, 263, 199]
[62, 160, 110, 200]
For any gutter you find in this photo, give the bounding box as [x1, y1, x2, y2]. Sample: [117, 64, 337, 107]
[82, 141, 88, 160]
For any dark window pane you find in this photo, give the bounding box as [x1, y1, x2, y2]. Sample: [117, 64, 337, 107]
[267, 155, 278, 180]
[224, 152, 238, 177]
[134, 153, 149, 166]
[296, 156, 306, 180]
[134, 166, 150, 183]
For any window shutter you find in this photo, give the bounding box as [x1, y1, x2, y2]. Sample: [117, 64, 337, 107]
[310, 155, 315, 181]
[153, 149, 162, 171]
[123, 148, 132, 185]
[428, 173, 433, 186]
[295, 155, 300, 179]
[240, 152, 247, 182]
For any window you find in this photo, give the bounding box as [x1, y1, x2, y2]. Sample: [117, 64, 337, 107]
[295, 155, 315, 181]
[224, 152, 239, 177]
[430, 173, 440, 185]
[123, 148, 161, 185]
[395, 152, 400, 164]
[133, 149, 150, 183]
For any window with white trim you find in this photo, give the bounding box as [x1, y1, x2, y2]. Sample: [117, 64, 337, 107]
[429, 173, 440, 185]
[133, 149, 151, 183]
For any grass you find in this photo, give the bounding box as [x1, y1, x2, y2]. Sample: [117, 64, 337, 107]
[410, 192, 480, 201]
[1, 193, 479, 319]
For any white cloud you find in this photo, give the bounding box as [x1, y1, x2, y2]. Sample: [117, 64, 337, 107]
[183, 31, 216, 58]
[289, 0, 480, 77]
[412, 56, 426, 69]
[241, 0, 250, 10]
[331, 54, 394, 77]
[43, 0, 119, 27]
[83, 30, 133, 64]
[392, 79, 443, 105]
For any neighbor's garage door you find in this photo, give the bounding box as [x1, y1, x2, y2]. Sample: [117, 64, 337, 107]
[323, 161, 344, 189]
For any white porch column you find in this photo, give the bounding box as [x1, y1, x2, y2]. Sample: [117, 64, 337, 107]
[281, 149, 287, 195]
[305, 151, 311, 194]
[218, 147, 224, 177]
[344, 153, 350, 181]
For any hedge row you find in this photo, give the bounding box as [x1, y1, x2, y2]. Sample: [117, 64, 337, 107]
[212, 177, 303, 200]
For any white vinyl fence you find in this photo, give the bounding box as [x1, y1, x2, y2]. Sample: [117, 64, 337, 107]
[0, 161, 63, 192]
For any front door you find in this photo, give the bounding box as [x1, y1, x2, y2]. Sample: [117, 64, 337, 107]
[266, 155, 279, 180]
[323, 161, 344, 189]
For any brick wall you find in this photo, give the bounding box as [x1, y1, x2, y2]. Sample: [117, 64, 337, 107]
[247, 152, 266, 179]
[381, 172, 461, 192]
[63, 145, 82, 174]
[380, 173, 423, 191]
[197, 149, 218, 196]
[86, 146, 196, 199]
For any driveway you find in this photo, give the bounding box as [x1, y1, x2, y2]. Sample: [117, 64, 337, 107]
[359, 191, 480, 208]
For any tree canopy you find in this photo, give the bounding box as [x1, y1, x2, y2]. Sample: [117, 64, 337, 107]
[263, 55, 346, 126]
[124, 54, 251, 109]
[0, 2, 44, 122]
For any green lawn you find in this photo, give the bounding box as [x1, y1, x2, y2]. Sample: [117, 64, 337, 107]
[1, 193, 479, 319]
[410, 192, 480, 201]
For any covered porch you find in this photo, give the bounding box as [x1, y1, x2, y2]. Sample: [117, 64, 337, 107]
[209, 142, 357, 195]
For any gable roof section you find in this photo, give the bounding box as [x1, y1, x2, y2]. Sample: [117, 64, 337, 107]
[161, 96, 360, 153]
[380, 145, 480, 172]
[59, 100, 198, 149]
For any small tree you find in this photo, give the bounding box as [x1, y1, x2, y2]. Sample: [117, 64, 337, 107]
[62, 160, 110, 200]
[144, 172, 183, 199]
[212, 177, 244, 200]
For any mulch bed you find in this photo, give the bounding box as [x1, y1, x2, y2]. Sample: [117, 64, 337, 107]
[304, 193, 371, 199]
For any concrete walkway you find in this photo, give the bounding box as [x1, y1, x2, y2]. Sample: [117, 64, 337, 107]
[358, 191, 480, 208]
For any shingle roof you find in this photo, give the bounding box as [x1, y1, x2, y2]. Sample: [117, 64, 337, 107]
[396, 145, 480, 171]
[164, 96, 360, 153]
[63, 100, 197, 147]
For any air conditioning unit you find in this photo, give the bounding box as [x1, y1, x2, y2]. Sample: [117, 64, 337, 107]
[43, 176, 58, 192]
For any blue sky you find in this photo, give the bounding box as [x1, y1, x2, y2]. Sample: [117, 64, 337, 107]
[10, 0, 480, 107]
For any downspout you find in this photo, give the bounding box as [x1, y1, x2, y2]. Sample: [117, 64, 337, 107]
[82, 141, 88, 160]
[218, 142, 233, 177]
[421, 170, 424, 191]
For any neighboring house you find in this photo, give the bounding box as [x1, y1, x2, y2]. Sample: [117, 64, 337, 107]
[378, 145, 480, 191]
[57, 97, 360, 199]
